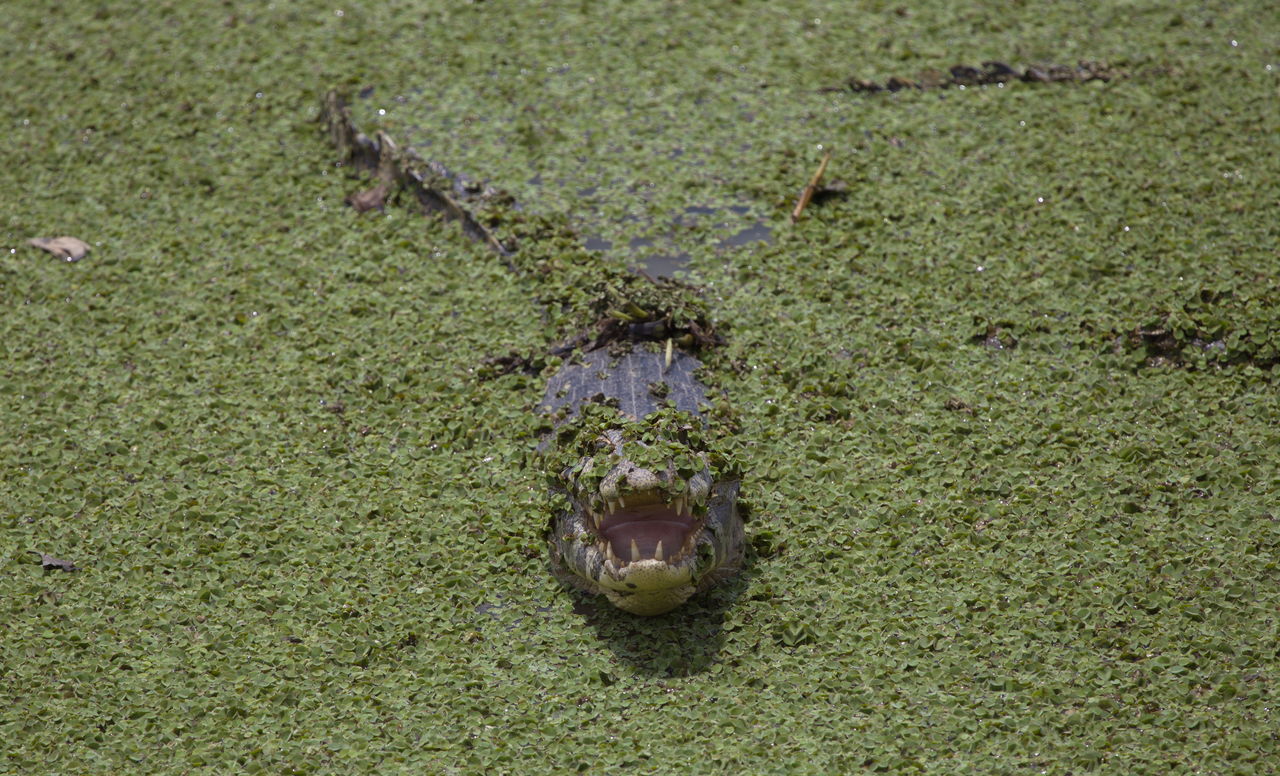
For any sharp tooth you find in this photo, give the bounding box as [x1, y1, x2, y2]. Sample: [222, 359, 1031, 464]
[617, 495, 626, 509]
[607, 499, 617, 515]
[630, 539, 640, 562]
[653, 540, 664, 562]
[605, 543, 616, 564]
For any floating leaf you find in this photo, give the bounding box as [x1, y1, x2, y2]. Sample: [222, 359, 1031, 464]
[345, 182, 390, 213]
[31, 551, 78, 572]
[28, 236, 91, 262]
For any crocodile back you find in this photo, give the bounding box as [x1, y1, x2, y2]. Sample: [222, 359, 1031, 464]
[540, 347, 706, 422]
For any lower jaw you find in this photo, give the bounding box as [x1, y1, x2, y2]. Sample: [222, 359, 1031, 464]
[604, 584, 696, 616]
[599, 557, 695, 592]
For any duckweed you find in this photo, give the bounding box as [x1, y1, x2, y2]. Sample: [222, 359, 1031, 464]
[3, 1, 1278, 773]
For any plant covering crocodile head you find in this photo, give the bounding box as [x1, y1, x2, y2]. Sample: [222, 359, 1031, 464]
[547, 405, 742, 616]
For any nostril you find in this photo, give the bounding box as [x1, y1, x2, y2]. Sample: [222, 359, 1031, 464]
[626, 467, 660, 490]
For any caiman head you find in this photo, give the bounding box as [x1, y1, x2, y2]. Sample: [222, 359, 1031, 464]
[549, 428, 743, 616]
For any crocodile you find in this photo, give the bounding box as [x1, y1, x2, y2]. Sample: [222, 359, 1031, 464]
[541, 345, 744, 616]
[320, 91, 745, 616]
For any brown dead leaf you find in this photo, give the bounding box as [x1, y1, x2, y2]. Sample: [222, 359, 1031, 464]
[31, 551, 78, 572]
[29, 236, 91, 262]
[345, 182, 390, 213]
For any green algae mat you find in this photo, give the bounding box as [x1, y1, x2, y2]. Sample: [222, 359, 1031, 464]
[3, 1, 1279, 773]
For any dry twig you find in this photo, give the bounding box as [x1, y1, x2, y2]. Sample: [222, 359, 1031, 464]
[791, 151, 831, 223]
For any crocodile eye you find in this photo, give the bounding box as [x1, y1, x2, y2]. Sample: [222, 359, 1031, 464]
[593, 436, 610, 451]
[695, 543, 716, 572]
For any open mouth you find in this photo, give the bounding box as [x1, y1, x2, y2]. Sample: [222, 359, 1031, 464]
[594, 494, 699, 565]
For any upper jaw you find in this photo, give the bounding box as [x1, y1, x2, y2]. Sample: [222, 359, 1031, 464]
[570, 439, 713, 579]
